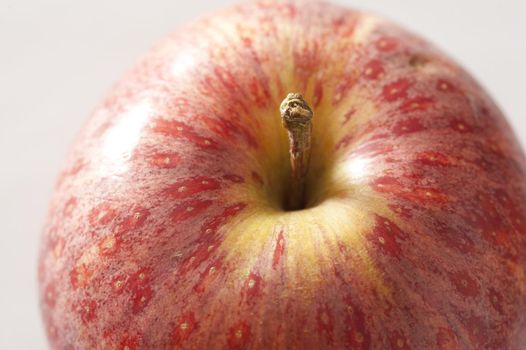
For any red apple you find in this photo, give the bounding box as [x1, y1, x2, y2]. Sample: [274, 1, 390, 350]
[39, 1, 526, 349]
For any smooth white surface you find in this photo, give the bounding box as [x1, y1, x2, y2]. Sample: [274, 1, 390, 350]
[0, 0, 524, 348]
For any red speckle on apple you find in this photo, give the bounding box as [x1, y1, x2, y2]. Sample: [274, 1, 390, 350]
[162, 176, 220, 199]
[222, 173, 245, 183]
[448, 270, 480, 298]
[118, 336, 139, 350]
[362, 59, 385, 80]
[113, 207, 150, 236]
[368, 215, 407, 258]
[436, 79, 455, 92]
[69, 263, 92, 290]
[193, 258, 224, 293]
[392, 118, 425, 136]
[131, 285, 153, 314]
[373, 176, 448, 204]
[227, 321, 251, 350]
[389, 331, 412, 350]
[172, 312, 198, 346]
[449, 118, 473, 133]
[272, 228, 285, 269]
[414, 151, 452, 167]
[341, 108, 355, 126]
[199, 203, 247, 236]
[316, 304, 335, 344]
[170, 199, 213, 222]
[111, 275, 128, 294]
[375, 36, 398, 52]
[399, 96, 434, 113]
[98, 234, 120, 256]
[151, 119, 218, 150]
[343, 296, 371, 349]
[381, 79, 412, 101]
[88, 202, 118, 226]
[75, 299, 97, 324]
[128, 267, 152, 289]
[241, 272, 263, 303]
[149, 152, 180, 168]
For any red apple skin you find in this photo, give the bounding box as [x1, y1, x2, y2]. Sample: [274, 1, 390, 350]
[39, 1, 526, 349]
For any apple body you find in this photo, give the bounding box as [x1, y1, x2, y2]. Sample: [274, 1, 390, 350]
[39, 1, 526, 349]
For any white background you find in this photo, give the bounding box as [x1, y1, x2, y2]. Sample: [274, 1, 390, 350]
[0, 0, 524, 348]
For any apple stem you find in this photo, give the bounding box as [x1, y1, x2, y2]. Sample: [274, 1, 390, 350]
[280, 93, 313, 210]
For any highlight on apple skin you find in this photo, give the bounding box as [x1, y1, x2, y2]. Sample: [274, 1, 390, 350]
[39, 0, 526, 349]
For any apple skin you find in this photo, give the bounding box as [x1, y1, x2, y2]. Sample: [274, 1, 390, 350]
[38, 0, 526, 349]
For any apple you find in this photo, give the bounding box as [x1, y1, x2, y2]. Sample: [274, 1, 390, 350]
[39, 0, 526, 349]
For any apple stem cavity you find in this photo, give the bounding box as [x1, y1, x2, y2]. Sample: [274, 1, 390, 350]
[280, 93, 314, 210]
